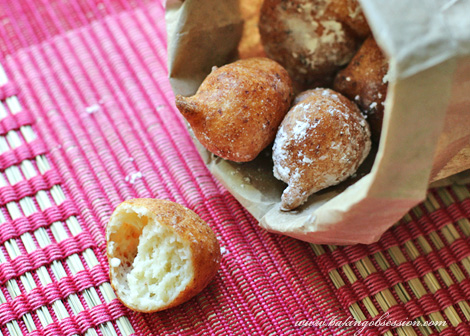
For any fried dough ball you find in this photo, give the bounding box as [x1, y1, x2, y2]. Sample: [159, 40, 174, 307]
[175, 57, 294, 162]
[259, 0, 370, 87]
[333, 36, 389, 142]
[107, 199, 221, 313]
[273, 88, 371, 210]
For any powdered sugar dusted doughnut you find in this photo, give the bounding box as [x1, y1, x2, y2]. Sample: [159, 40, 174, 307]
[273, 88, 371, 210]
[259, 0, 370, 87]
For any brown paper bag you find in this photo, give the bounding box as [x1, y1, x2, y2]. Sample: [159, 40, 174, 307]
[165, 0, 470, 245]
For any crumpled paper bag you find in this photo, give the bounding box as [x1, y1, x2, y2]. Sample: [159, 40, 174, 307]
[165, 0, 470, 245]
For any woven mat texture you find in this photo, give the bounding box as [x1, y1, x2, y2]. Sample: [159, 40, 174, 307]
[0, 1, 469, 335]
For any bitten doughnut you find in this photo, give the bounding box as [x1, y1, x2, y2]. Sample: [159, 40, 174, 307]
[259, 0, 370, 87]
[106, 199, 221, 313]
[333, 36, 389, 141]
[175, 57, 293, 162]
[273, 88, 371, 210]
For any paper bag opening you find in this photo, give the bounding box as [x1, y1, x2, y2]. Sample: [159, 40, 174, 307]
[165, 0, 470, 245]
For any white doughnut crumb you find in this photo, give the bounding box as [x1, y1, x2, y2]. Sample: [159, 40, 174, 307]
[110, 258, 121, 267]
[107, 204, 192, 311]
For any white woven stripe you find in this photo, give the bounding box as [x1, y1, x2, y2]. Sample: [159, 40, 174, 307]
[0, 64, 134, 335]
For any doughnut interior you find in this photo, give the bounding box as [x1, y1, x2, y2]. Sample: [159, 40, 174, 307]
[107, 203, 192, 311]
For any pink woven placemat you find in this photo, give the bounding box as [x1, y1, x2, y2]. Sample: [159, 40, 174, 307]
[0, 1, 469, 335]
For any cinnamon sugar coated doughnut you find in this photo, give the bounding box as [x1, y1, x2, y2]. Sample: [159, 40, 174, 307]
[107, 199, 221, 312]
[273, 89, 371, 210]
[333, 36, 389, 142]
[259, 0, 370, 87]
[175, 57, 294, 162]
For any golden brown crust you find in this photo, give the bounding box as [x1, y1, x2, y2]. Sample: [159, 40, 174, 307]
[327, 0, 371, 39]
[273, 89, 371, 210]
[259, 0, 370, 88]
[175, 57, 293, 162]
[107, 198, 221, 313]
[333, 36, 388, 142]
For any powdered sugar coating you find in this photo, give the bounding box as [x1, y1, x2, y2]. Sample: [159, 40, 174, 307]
[259, 0, 370, 87]
[273, 88, 371, 210]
